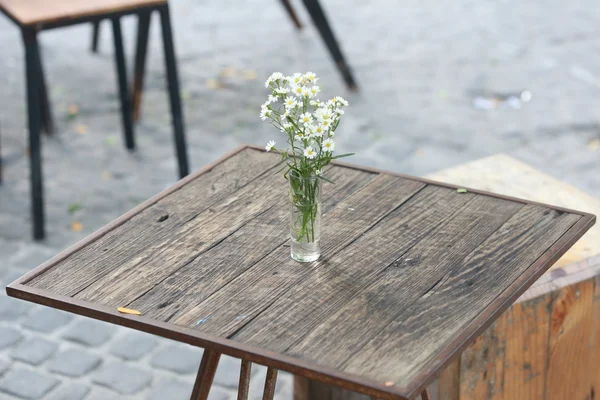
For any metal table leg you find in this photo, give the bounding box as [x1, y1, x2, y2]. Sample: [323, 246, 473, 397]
[132, 11, 151, 122]
[190, 350, 221, 400]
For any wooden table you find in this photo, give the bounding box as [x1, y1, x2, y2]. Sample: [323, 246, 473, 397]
[6, 145, 595, 400]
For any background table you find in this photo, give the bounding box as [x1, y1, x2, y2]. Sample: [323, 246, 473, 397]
[7, 145, 595, 400]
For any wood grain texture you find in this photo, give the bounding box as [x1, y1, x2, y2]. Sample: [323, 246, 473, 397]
[459, 314, 507, 400]
[29, 148, 279, 298]
[343, 206, 580, 387]
[501, 294, 552, 400]
[262, 195, 520, 360]
[426, 154, 600, 269]
[126, 166, 374, 322]
[545, 280, 595, 400]
[171, 174, 426, 335]
[0, 0, 166, 26]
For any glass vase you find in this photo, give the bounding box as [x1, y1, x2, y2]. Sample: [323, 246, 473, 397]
[289, 171, 321, 262]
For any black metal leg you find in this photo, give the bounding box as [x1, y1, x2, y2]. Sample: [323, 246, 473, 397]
[91, 20, 100, 53]
[158, 5, 189, 178]
[111, 17, 135, 150]
[280, 0, 303, 30]
[36, 46, 54, 135]
[301, 0, 358, 90]
[22, 28, 45, 240]
[132, 11, 151, 122]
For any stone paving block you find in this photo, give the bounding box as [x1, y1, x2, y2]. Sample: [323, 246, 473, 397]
[22, 307, 73, 333]
[147, 379, 194, 400]
[10, 245, 57, 269]
[0, 359, 9, 376]
[0, 296, 32, 321]
[213, 356, 241, 388]
[0, 326, 22, 349]
[11, 337, 57, 365]
[45, 383, 90, 400]
[109, 331, 158, 361]
[150, 344, 202, 374]
[62, 319, 116, 347]
[0, 368, 59, 399]
[92, 362, 152, 395]
[48, 348, 102, 377]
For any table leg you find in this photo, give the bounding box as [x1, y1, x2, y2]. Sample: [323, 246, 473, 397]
[111, 17, 135, 150]
[22, 27, 45, 240]
[190, 350, 221, 400]
[158, 3, 189, 178]
[238, 360, 252, 400]
[132, 11, 151, 122]
[91, 21, 101, 53]
[280, 0, 303, 30]
[420, 389, 430, 400]
[262, 367, 278, 400]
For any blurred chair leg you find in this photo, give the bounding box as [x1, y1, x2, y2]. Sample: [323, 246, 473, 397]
[91, 20, 100, 53]
[111, 17, 135, 150]
[301, 0, 358, 91]
[280, 0, 303, 30]
[22, 28, 45, 240]
[132, 11, 151, 122]
[36, 46, 54, 135]
[158, 4, 189, 178]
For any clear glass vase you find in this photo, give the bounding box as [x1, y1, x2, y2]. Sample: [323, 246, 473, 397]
[289, 171, 321, 262]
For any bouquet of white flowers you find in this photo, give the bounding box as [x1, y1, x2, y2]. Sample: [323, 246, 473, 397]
[260, 72, 353, 262]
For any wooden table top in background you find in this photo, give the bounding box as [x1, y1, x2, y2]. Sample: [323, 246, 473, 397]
[7, 145, 595, 400]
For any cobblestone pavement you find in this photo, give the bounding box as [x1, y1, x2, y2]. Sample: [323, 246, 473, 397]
[1, 0, 599, 398]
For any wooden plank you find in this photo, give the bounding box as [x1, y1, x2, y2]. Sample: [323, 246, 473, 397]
[438, 359, 460, 400]
[593, 275, 600, 398]
[28, 148, 278, 294]
[426, 154, 600, 269]
[500, 294, 552, 400]
[0, 0, 166, 26]
[171, 175, 427, 335]
[545, 280, 595, 400]
[250, 195, 520, 358]
[342, 206, 580, 387]
[126, 167, 374, 321]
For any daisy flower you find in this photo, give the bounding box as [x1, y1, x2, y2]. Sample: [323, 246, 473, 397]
[321, 119, 331, 128]
[284, 97, 298, 109]
[259, 106, 272, 121]
[280, 123, 293, 132]
[301, 87, 312, 97]
[304, 146, 317, 159]
[265, 140, 276, 152]
[315, 169, 322, 176]
[323, 138, 335, 152]
[304, 72, 318, 83]
[265, 72, 283, 88]
[280, 110, 290, 121]
[275, 87, 290, 96]
[290, 73, 303, 86]
[295, 132, 306, 141]
[309, 86, 320, 97]
[299, 113, 313, 125]
[310, 99, 320, 107]
[268, 95, 278, 103]
[292, 85, 304, 97]
[311, 125, 326, 137]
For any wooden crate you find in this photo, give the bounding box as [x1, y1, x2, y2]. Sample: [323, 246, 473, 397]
[295, 154, 600, 400]
[429, 155, 600, 400]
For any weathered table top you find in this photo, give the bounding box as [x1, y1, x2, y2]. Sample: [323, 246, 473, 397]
[7, 145, 595, 400]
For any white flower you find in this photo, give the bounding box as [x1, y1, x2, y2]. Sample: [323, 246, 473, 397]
[259, 106, 272, 121]
[304, 72, 317, 83]
[299, 112, 313, 125]
[315, 169, 322, 176]
[280, 110, 290, 121]
[310, 99, 320, 107]
[295, 132, 307, 141]
[335, 108, 345, 115]
[304, 146, 317, 159]
[316, 108, 332, 122]
[292, 85, 304, 97]
[321, 119, 331, 128]
[265, 72, 283, 88]
[275, 87, 290, 96]
[265, 140, 276, 152]
[268, 95, 278, 103]
[311, 124, 326, 137]
[301, 87, 312, 97]
[290, 73, 303, 86]
[332, 96, 349, 106]
[309, 86, 320, 97]
[323, 138, 335, 152]
[280, 123, 293, 131]
[284, 97, 298, 109]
